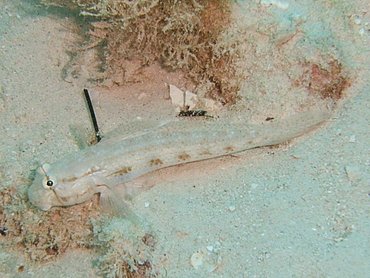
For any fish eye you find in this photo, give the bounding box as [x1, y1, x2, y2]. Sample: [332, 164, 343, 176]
[43, 177, 56, 189]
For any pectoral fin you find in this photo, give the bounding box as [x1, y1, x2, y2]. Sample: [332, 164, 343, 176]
[98, 185, 141, 225]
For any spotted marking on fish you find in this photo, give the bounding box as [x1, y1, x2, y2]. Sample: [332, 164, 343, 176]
[150, 159, 164, 166]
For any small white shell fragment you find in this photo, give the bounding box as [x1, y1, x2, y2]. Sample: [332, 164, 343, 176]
[169, 84, 198, 111]
[144, 201, 150, 208]
[260, 0, 289, 10]
[190, 250, 204, 269]
[206, 245, 214, 252]
[228, 205, 236, 212]
[190, 247, 222, 272]
[349, 135, 356, 143]
[169, 84, 185, 109]
[169, 84, 222, 114]
[353, 15, 362, 25]
[185, 90, 198, 110]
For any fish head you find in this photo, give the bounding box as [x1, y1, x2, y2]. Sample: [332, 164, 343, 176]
[28, 164, 63, 210]
[28, 163, 97, 211]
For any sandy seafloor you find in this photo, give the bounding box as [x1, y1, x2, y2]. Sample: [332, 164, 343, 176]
[0, 0, 369, 277]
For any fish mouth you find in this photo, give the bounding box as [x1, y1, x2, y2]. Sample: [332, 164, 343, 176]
[34, 202, 52, 211]
[27, 190, 52, 211]
[27, 179, 53, 211]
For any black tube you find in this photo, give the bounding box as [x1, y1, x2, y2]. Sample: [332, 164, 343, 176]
[83, 88, 101, 143]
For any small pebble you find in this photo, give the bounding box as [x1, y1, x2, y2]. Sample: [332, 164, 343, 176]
[349, 135, 356, 143]
[190, 251, 204, 269]
[144, 201, 150, 208]
[228, 205, 236, 212]
[206, 245, 214, 252]
[345, 165, 362, 184]
[353, 15, 362, 25]
[251, 183, 259, 189]
[190, 247, 221, 272]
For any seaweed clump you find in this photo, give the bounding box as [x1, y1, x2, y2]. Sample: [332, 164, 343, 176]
[90, 217, 156, 278]
[297, 58, 351, 101]
[42, 0, 246, 105]
[0, 186, 99, 261]
[0, 186, 154, 277]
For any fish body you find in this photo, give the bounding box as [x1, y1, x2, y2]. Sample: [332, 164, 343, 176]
[28, 108, 331, 211]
